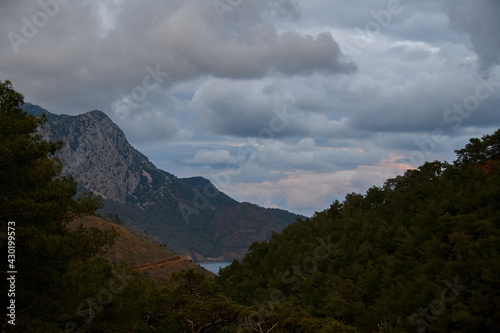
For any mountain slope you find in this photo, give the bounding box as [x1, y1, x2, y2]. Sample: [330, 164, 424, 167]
[217, 129, 500, 332]
[26, 104, 302, 260]
[68, 216, 212, 284]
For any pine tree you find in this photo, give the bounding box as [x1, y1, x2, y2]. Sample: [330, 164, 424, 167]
[0, 80, 110, 332]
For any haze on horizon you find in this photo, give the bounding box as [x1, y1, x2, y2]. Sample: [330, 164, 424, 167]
[1, 0, 500, 216]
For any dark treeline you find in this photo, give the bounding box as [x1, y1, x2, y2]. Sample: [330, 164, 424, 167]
[1, 80, 499, 332]
[217, 129, 500, 332]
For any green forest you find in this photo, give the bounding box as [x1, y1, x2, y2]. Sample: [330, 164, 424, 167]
[1, 80, 499, 332]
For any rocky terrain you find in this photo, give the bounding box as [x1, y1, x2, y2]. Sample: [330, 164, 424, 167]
[24, 103, 302, 261]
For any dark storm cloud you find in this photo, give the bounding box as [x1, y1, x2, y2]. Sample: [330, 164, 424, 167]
[191, 78, 304, 137]
[0, 0, 354, 118]
[446, 0, 500, 71]
[1, 0, 499, 216]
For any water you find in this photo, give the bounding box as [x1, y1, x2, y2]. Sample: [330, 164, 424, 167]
[199, 261, 232, 274]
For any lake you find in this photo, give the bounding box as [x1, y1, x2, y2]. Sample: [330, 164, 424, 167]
[199, 261, 233, 274]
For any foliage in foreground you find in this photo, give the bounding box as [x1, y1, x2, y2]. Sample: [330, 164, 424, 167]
[0, 80, 114, 332]
[217, 129, 500, 332]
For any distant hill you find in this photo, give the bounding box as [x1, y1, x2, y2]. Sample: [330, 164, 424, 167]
[25, 104, 302, 261]
[217, 129, 500, 332]
[68, 216, 212, 284]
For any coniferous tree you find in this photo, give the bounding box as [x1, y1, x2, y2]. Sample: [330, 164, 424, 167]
[217, 129, 500, 333]
[0, 80, 111, 332]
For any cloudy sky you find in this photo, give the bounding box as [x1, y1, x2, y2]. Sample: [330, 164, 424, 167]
[1, 0, 500, 216]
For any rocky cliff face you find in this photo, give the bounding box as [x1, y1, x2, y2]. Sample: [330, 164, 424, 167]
[25, 104, 302, 260]
[38, 108, 173, 204]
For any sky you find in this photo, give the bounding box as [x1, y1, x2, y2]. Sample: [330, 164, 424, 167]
[1, 0, 500, 216]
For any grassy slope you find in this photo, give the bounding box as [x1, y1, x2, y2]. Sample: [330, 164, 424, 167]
[68, 216, 214, 284]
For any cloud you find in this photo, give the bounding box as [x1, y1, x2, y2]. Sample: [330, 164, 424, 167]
[1, 0, 500, 216]
[191, 78, 303, 137]
[2, 1, 353, 99]
[0, 0, 354, 146]
[446, 0, 500, 72]
[252, 138, 383, 171]
[220, 153, 411, 216]
[187, 149, 237, 165]
[117, 107, 184, 144]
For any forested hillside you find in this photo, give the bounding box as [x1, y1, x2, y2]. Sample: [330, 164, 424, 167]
[217, 129, 500, 332]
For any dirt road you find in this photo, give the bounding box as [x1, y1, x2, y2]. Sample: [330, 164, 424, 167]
[133, 256, 184, 272]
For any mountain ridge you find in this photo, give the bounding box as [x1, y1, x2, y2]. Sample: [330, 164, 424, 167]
[24, 103, 302, 261]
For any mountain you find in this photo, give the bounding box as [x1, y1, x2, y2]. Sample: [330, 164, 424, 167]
[25, 103, 302, 261]
[68, 215, 212, 284]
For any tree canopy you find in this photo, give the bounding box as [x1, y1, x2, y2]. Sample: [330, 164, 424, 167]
[217, 129, 500, 332]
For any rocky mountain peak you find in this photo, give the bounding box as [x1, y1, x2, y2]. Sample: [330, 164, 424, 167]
[26, 105, 302, 260]
[39, 109, 163, 203]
